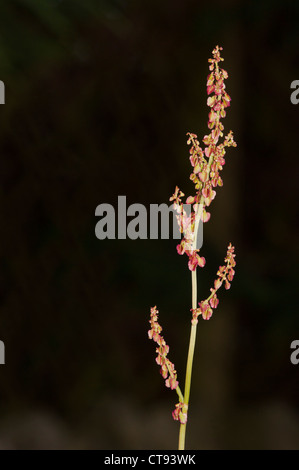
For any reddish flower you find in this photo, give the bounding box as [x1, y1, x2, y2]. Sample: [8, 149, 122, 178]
[188, 252, 206, 271]
[169, 186, 185, 203]
[209, 294, 219, 309]
[202, 307, 213, 320]
[166, 376, 179, 390]
[172, 402, 188, 424]
[201, 209, 211, 223]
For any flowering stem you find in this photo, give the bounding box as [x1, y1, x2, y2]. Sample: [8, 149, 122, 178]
[149, 46, 237, 451]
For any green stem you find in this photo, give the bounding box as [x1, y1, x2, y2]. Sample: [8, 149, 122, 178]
[178, 269, 198, 450]
[178, 417, 187, 449]
[178, 158, 215, 450]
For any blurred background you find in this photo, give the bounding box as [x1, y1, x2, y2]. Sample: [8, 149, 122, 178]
[0, 0, 298, 449]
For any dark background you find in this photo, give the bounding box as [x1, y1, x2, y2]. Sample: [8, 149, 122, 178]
[0, 0, 298, 449]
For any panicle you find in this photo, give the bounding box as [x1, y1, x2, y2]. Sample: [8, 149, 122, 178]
[191, 243, 236, 323]
[148, 306, 179, 391]
[170, 46, 236, 272]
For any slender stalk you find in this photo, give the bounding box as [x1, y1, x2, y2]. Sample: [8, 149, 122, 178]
[178, 269, 198, 450]
[178, 414, 187, 449]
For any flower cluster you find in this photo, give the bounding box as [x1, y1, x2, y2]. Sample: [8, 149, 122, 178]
[191, 243, 236, 324]
[148, 306, 179, 390]
[170, 46, 237, 271]
[172, 402, 188, 424]
[170, 186, 206, 271]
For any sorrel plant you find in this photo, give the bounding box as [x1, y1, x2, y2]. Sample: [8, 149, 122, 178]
[148, 46, 237, 450]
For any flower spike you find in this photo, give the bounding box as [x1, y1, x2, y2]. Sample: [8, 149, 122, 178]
[170, 46, 236, 272]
